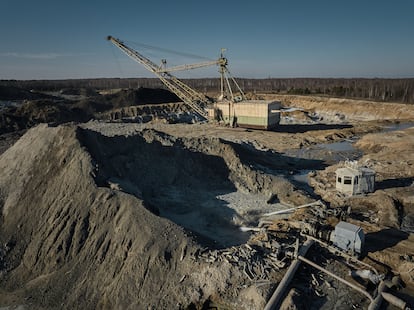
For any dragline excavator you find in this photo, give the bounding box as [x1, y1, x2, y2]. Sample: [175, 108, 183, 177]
[107, 35, 246, 120]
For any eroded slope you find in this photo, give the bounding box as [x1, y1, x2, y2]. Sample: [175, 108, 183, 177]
[0, 123, 315, 309]
[0, 125, 236, 309]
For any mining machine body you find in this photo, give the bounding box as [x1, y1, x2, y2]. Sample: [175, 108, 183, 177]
[107, 36, 280, 129]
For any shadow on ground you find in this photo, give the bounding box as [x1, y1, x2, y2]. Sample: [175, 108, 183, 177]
[365, 228, 409, 252]
[77, 127, 245, 248]
[271, 124, 353, 133]
[226, 140, 327, 175]
[375, 177, 414, 190]
[77, 127, 326, 249]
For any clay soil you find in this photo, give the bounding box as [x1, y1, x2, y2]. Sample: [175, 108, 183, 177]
[1, 93, 414, 309]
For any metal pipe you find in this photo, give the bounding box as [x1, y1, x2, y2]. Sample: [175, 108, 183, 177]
[302, 233, 379, 275]
[263, 200, 322, 217]
[381, 292, 407, 309]
[298, 255, 374, 303]
[264, 239, 314, 310]
[367, 281, 386, 310]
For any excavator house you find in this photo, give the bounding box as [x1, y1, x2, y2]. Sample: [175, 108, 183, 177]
[107, 35, 281, 130]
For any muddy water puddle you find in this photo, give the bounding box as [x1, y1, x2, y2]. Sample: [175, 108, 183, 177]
[287, 121, 414, 164]
[285, 141, 362, 165]
[381, 121, 414, 132]
[286, 121, 414, 187]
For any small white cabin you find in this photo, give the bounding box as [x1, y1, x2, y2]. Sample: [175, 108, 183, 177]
[335, 161, 375, 196]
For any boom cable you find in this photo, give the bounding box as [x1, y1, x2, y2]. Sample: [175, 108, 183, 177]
[108, 41, 125, 77]
[124, 39, 213, 62]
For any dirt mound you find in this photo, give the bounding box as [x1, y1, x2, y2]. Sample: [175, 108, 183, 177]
[269, 94, 414, 122]
[104, 87, 180, 109]
[78, 125, 313, 247]
[0, 85, 55, 101]
[101, 102, 195, 124]
[0, 123, 313, 309]
[307, 125, 414, 294]
[60, 88, 99, 97]
[0, 87, 186, 135]
[281, 109, 315, 123]
[72, 98, 113, 114]
[0, 124, 249, 309]
[0, 100, 93, 134]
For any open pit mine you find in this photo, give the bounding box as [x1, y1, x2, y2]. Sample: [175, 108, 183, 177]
[0, 38, 414, 309]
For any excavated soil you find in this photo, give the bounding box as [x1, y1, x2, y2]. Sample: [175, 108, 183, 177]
[1, 92, 414, 309]
[269, 94, 414, 122]
[0, 87, 184, 135]
[0, 122, 316, 309]
[78, 122, 319, 248]
[0, 125, 246, 309]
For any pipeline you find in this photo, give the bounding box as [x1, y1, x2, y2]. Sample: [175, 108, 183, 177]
[381, 292, 408, 309]
[266, 234, 408, 309]
[367, 281, 386, 310]
[367, 281, 411, 310]
[263, 200, 322, 217]
[263, 239, 314, 310]
[298, 255, 374, 303]
[302, 233, 379, 275]
[297, 236, 410, 310]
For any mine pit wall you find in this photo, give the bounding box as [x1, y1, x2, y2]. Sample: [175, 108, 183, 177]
[0, 124, 318, 308]
[209, 100, 281, 129]
[99, 102, 187, 121]
[0, 124, 248, 309]
[267, 94, 414, 122]
[181, 137, 311, 207]
[77, 125, 311, 213]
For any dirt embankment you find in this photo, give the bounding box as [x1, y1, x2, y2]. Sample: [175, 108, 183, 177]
[0, 123, 317, 309]
[311, 126, 414, 214]
[308, 125, 414, 290]
[268, 94, 414, 122]
[2, 90, 414, 307]
[103, 87, 180, 109]
[99, 102, 191, 123]
[0, 125, 229, 309]
[78, 122, 316, 241]
[0, 85, 56, 101]
[0, 87, 183, 135]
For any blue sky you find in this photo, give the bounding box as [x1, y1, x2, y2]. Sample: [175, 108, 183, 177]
[1, 0, 413, 80]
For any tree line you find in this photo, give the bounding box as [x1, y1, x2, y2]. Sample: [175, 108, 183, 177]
[1, 77, 414, 104]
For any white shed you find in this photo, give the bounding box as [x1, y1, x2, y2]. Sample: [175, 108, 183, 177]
[335, 161, 375, 196]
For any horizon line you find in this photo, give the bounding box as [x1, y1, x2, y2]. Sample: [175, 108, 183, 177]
[2, 76, 414, 82]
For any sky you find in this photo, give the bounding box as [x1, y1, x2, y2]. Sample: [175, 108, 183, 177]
[0, 0, 413, 80]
